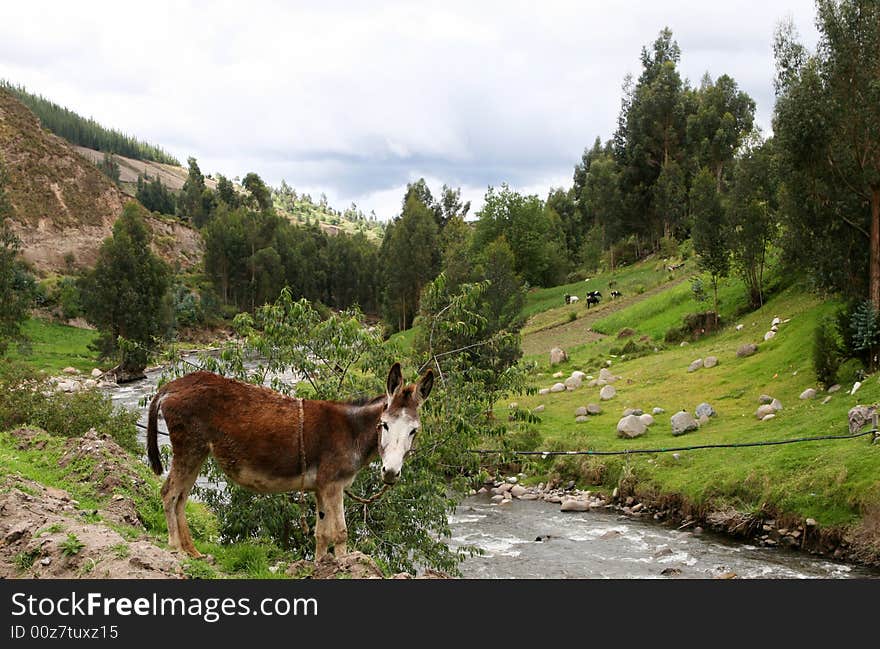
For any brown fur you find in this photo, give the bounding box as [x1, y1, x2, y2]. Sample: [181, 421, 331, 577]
[147, 364, 432, 558]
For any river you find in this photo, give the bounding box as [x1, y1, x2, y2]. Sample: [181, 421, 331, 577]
[105, 366, 879, 579]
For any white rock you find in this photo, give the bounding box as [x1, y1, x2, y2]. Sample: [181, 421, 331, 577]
[560, 499, 591, 512]
[827, 384, 841, 394]
[639, 413, 655, 427]
[851, 382, 862, 395]
[564, 376, 582, 390]
[687, 358, 704, 373]
[770, 398, 783, 412]
[703, 356, 718, 369]
[764, 331, 776, 341]
[598, 368, 618, 384]
[90, 368, 103, 378]
[532, 405, 545, 414]
[83, 379, 97, 389]
[617, 415, 647, 438]
[599, 385, 617, 401]
[735, 324, 744, 331]
[538, 388, 550, 395]
[62, 366, 79, 375]
[652, 407, 665, 415]
[550, 383, 566, 393]
[571, 371, 586, 381]
[799, 388, 817, 400]
[552, 371, 565, 378]
[771, 317, 781, 326]
[762, 414, 776, 421]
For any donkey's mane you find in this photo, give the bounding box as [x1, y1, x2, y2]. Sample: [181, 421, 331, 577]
[347, 394, 387, 407]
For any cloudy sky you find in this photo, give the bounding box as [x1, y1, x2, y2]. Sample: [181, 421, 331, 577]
[0, 1, 820, 219]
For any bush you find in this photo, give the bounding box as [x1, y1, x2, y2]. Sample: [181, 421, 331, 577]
[813, 317, 841, 389]
[0, 360, 139, 453]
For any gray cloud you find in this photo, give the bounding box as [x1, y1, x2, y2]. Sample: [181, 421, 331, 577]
[0, 0, 820, 219]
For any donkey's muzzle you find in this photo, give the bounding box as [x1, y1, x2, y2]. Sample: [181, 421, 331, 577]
[382, 467, 400, 485]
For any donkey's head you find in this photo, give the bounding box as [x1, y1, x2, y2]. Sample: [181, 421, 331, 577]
[378, 362, 434, 484]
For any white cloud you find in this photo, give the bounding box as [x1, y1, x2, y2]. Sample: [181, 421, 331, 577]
[0, 0, 820, 220]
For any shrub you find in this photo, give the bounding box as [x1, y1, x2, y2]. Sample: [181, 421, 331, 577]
[0, 360, 139, 453]
[813, 317, 841, 389]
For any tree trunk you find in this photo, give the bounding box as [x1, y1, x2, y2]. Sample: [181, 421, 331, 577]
[871, 187, 880, 310]
[712, 276, 719, 329]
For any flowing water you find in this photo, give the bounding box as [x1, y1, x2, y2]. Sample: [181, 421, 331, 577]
[106, 369, 879, 579]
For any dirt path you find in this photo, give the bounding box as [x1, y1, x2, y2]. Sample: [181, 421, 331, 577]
[521, 277, 688, 357]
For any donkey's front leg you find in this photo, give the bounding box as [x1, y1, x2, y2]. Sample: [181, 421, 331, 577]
[314, 489, 331, 560]
[317, 482, 348, 556]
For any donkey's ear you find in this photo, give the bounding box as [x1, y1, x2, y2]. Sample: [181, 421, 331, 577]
[417, 368, 434, 402]
[386, 362, 404, 396]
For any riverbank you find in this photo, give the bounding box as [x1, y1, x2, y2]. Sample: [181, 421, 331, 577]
[479, 471, 880, 570]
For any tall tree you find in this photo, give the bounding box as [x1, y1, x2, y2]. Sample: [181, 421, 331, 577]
[79, 203, 171, 378]
[690, 167, 729, 325]
[687, 73, 756, 190]
[179, 157, 210, 227]
[727, 138, 778, 308]
[774, 1, 880, 308]
[380, 194, 439, 332]
[242, 172, 273, 213]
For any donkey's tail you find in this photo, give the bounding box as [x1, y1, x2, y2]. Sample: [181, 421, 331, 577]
[147, 388, 165, 475]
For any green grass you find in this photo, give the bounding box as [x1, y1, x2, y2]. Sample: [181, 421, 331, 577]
[8, 318, 101, 373]
[591, 274, 752, 340]
[514, 280, 880, 529]
[522, 258, 679, 321]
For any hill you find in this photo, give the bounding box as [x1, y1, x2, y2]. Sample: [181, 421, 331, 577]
[0, 87, 202, 275]
[509, 265, 880, 565]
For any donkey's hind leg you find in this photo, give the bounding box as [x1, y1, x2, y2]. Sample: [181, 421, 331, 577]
[162, 439, 208, 557]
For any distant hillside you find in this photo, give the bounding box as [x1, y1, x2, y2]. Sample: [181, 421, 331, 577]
[0, 87, 201, 275]
[273, 182, 386, 243]
[0, 81, 179, 165]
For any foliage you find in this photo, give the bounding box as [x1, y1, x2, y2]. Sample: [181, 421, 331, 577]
[472, 184, 567, 287]
[690, 167, 729, 324]
[0, 360, 139, 452]
[79, 203, 171, 374]
[0, 164, 34, 354]
[847, 300, 880, 370]
[0, 81, 180, 165]
[773, 1, 880, 305]
[727, 139, 778, 308]
[60, 533, 85, 557]
[379, 193, 439, 332]
[178, 157, 212, 227]
[813, 317, 841, 388]
[136, 174, 176, 215]
[95, 152, 120, 183]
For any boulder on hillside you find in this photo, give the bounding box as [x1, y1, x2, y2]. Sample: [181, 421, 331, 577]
[586, 404, 603, 415]
[575, 406, 588, 417]
[737, 343, 758, 358]
[764, 331, 776, 341]
[687, 359, 704, 373]
[598, 368, 618, 384]
[599, 385, 617, 401]
[638, 413, 655, 427]
[550, 347, 568, 365]
[799, 388, 817, 400]
[550, 383, 566, 393]
[617, 415, 647, 439]
[755, 404, 775, 419]
[671, 411, 699, 436]
[695, 402, 716, 419]
[565, 376, 582, 390]
[704, 356, 718, 369]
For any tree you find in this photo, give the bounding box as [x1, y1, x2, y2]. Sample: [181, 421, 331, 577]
[727, 138, 778, 308]
[215, 174, 240, 208]
[0, 165, 33, 354]
[472, 185, 566, 287]
[380, 194, 439, 332]
[653, 159, 687, 240]
[687, 74, 756, 191]
[242, 172, 272, 213]
[136, 174, 176, 215]
[690, 167, 729, 325]
[774, 1, 880, 308]
[80, 203, 171, 378]
[178, 157, 212, 227]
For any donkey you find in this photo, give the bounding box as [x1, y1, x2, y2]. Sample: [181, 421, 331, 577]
[146, 362, 433, 558]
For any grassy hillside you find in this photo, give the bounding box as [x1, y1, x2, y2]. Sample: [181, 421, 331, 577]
[513, 276, 880, 539]
[7, 319, 101, 373]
